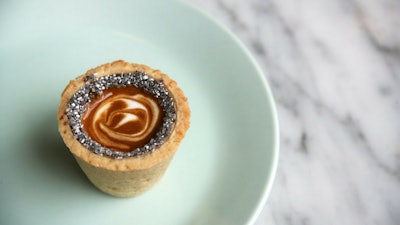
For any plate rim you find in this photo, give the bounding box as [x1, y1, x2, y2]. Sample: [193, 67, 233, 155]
[181, 1, 280, 224]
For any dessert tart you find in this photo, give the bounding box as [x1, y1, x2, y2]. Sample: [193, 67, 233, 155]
[58, 60, 190, 197]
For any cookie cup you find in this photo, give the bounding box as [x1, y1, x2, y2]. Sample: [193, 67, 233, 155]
[57, 60, 190, 197]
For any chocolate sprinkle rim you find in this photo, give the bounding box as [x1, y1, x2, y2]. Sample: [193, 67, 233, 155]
[66, 71, 176, 159]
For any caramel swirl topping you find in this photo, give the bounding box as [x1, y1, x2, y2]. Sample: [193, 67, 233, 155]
[66, 72, 176, 159]
[82, 87, 163, 152]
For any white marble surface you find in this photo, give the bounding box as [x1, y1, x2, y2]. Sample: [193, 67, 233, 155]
[188, 0, 400, 224]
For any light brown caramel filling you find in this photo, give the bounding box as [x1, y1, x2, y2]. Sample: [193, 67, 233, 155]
[82, 86, 163, 152]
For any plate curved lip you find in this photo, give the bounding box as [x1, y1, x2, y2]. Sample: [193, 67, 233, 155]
[180, 1, 280, 224]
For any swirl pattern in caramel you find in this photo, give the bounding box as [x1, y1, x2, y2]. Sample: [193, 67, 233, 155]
[82, 86, 163, 152]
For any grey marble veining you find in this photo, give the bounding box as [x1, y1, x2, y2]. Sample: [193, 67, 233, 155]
[188, 0, 400, 224]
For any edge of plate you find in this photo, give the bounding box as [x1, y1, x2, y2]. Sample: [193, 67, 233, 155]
[178, 1, 280, 224]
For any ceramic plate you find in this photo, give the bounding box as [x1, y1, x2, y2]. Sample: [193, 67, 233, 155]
[0, 0, 279, 224]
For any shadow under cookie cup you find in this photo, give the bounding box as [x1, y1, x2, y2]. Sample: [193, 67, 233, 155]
[58, 60, 190, 197]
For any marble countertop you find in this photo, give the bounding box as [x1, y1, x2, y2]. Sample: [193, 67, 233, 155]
[189, 0, 400, 224]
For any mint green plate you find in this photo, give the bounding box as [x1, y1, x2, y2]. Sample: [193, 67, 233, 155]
[0, 0, 279, 224]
